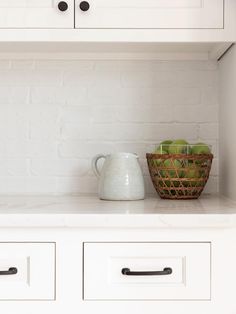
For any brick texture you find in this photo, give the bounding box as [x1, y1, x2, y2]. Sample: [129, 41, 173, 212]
[0, 60, 219, 195]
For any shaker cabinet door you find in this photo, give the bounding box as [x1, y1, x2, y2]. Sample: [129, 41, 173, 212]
[84, 242, 211, 301]
[0, 0, 74, 28]
[0, 243, 55, 300]
[75, 0, 224, 29]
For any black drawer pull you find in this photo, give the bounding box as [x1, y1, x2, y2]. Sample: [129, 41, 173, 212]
[0, 267, 18, 275]
[121, 267, 172, 276]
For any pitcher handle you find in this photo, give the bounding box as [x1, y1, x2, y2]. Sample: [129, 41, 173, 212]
[92, 154, 106, 178]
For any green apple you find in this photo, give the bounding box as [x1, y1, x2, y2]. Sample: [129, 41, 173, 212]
[191, 143, 211, 154]
[161, 159, 184, 178]
[168, 139, 189, 154]
[162, 180, 180, 188]
[158, 140, 173, 153]
[161, 180, 179, 191]
[187, 167, 200, 179]
[153, 148, 168, 167]
[154, 148, 168, 155]
[184, 166, 201, 187]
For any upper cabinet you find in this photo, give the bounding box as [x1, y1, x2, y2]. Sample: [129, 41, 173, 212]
[0, 0, 225, 30]
[0, 0, 234, 60]
[0, 0, 74, 28]
[75, 0, 224, 29]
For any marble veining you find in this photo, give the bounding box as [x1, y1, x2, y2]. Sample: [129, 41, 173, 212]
[0, 194, 235, 228]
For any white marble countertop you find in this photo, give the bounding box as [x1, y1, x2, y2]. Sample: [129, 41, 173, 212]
[0, 194, 236, 228]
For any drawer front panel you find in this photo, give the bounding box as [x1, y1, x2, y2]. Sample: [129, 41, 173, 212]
[75, 0, 223, 29]
[0, 0, 74, 28]
[84, 242, 211, 300]
[0, 243, 55, 300]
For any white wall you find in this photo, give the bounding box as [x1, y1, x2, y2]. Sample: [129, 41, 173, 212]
[0, 59, 219, 195]
[219, 45, 236, 200]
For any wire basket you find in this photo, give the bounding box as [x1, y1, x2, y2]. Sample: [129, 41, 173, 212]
[146, 152, 213, 200]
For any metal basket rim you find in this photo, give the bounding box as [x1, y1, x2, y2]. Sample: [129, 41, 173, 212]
[146, 153, 214, 159]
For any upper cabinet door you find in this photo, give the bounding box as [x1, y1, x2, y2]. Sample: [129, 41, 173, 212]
[0, 0, 74, 28]
[75, 0, 224, 29]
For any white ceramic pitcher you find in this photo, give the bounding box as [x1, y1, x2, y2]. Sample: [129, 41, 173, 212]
[92, 153, 145, 201]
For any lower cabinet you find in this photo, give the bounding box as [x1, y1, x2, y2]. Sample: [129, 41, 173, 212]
[0, 242, 55, 300]
[83, 242, 211, 301]
[0, 230, 235, 314]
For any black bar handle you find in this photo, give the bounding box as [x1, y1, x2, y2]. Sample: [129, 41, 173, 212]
[121, 267, 172, 276]
[0, 267, 18, 275]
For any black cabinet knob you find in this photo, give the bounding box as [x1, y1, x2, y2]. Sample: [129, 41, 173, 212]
[80, 1, 90, 11]
[58, 1, 68, 11]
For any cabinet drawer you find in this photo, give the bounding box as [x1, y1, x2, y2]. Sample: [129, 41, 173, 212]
[0, 243, 55, 300]
[0, 0, 74, 28]
[76, 0, 224, 29]
[83, 242, 211, 301]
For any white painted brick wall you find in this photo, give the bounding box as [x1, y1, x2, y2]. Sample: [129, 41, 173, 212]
[0, 60, 219, 195]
